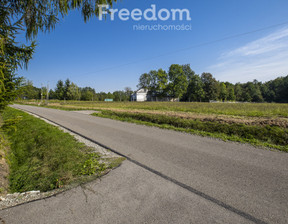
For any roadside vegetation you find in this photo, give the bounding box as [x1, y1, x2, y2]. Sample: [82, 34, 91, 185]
[1, 107, 123, 193]
[0, 122, 9, 196]
[92, 110, 288, 152]
[17, 100, 288, 117]
[15, 101, 288, 152]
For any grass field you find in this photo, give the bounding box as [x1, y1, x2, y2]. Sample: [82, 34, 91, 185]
[16, 100, 288, 152]
[18, 100, 288, 117]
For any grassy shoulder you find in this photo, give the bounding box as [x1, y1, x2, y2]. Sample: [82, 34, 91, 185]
[92, 110, 288, 152]
[0, 124, 9, 196]
[1, 107, 124, 193]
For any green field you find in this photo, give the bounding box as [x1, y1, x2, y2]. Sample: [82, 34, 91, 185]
[16, 100, 288, 151]
[17, 100, 288, 117]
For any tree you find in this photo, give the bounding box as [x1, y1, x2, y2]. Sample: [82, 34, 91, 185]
[182, 64, 195, 82]
[234, 83, 243, 101]
[156, 69, 168, 97]
[97, 92, 108, 101]
[168, 64, 188, 99]
[147, 69, 168, 97]
[106, 92, 114, 100]
[113, 91, 126, 101]
[227, 87, 236, 101]
[55, 80, 65, 100]
[137, 73, 151, 89]
[219, 83, 227, 102]
[49, 89, 56, 99]
[64, 79, 71, 100]
[270, 76, 288, 103]
[0, 3, 35, 110]
[124, 87, 133, 101]
[1, 0, 117, 110]
[149, 70, 158, 94]
[201, 73, 219, 101]
[185, 74, 205, 102]
[17, 79, 40, 100]
[41, 86, 48, 101]
[67, 82, 81, 100]
[80, 87, 96, 101]
[243, 81, 263, 102]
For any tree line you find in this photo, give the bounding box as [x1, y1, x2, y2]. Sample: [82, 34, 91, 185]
[137, 64, 288, 103]
[1, 0, 118, 111]
[17, 79, 133, 102]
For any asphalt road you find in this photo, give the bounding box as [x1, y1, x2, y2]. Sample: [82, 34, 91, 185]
[1, 104, 287, 224]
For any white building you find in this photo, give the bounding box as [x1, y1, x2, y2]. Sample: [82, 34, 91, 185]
[131, 88, 149, 102]
[131, 88, 180, 102]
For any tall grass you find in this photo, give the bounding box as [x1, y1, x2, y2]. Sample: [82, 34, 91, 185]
[93, 110, 288, 152]
[17, 100, 288, 117]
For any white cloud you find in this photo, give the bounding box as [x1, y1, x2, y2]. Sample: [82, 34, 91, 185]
[208, 27, 288, 83]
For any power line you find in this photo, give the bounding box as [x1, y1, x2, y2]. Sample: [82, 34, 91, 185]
[80, 21, 288, 76]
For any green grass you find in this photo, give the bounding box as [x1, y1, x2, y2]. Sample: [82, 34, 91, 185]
[0, 121, 9, 195]
[1, 107, 122, 193]
[14, 100, 288, 152]
[92, 110, 288, 152]
[16, 100, 288, 117]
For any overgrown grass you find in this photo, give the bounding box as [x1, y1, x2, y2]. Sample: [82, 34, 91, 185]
[0, 120, 9, 195]
[14, 100, 288, 151]
[16, 100, 288, 117]
[1, 107, 119, 193]
[93, 110, 288, 152]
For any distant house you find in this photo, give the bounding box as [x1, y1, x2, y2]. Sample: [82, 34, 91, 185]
[131, 88, 179, 102]
[131, 88, 149, 102]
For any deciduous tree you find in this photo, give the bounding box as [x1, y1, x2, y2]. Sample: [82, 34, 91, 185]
[1, 0, 117, 110]
[168, 64, 188, 99]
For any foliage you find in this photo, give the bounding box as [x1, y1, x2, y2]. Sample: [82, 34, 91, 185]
[16, 79, 41, 100]
[182, 64, 195, 82]
[55, 80, 65, 100]
[136, 63, 288, 103]
[81, 87, 96, 101]
[79, 153, 106, 176]
[183, 74, 205, 102]
[1, 0, 117, 111]
[227, 86, 236, 101]
[201, 72, 219, 101]
[0, 3, 35, 111]
[137, 73, 151, 89]
[67, 82, 81, 100]
[219, 82, 227, 102]
[168, 64, 188, 99]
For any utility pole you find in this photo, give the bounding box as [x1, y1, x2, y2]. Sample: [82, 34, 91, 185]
[40, 83, 43, 105]
[46, 82, 49, 105]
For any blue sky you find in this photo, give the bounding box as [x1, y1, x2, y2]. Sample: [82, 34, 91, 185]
[18, 0, 288, 92]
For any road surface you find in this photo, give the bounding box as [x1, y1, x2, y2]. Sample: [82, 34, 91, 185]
[0, 104, 287, 224]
